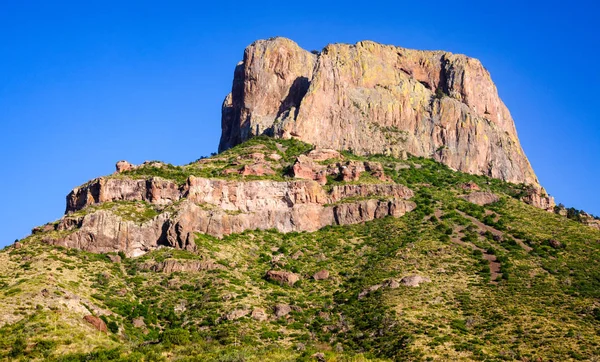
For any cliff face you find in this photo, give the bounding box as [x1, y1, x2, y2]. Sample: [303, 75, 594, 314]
[219, 37, 539, 186]
[45, 147, 416, 257]
[49, 176, 415, 257]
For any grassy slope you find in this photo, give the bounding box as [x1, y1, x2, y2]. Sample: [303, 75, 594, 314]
[1, 138, 600, 361]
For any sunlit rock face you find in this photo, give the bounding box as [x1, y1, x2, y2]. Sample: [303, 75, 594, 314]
[219, 37, 539, 186]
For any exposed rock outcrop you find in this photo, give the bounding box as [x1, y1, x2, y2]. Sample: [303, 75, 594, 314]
[291, 157, 392, 185]
[83, 315, 107, 333]
[399, 275, 431, 287]
[138, 259, 224, 273]
[49, 175, 415, 256]
[580, 212, 600, 230]
[461, 192, 500, 206]
[521, 187, 555, 212]
[266, 270, 300, 286]
[219, 37, 539, 186]
[313, 270, 329, 280]
[66, 177, 180, 213]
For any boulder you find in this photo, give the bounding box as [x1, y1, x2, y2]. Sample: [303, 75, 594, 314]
[240, 163, 276, 176]
[358, 284, 382, 299]
[251, 308, 268, 321]
[225, 309, 249, 321]
[115, 160, 134, 173]
[83, 315, 107, 333]
[106, 254, 121, 263]
[521, 187, 555, 212]
[312, 270, 330, 280]
[548, 239, 563, 249]
[273, 304, 292, 318]
[266, 270, 300, 286]
[383, 279, 401, 289]
[132, 317, 146, 328]
[460, 182, 480, 191]
[399, 275, 431, 287]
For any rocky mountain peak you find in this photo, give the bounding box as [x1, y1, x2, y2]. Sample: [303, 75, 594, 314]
[219, 37, 539, 186]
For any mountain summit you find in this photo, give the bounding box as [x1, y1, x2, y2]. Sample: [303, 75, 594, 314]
[220, 37, 538, 186]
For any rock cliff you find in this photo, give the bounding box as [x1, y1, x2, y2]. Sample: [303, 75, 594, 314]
[219, 37, 539, 186]
[44, 148, 415, 256]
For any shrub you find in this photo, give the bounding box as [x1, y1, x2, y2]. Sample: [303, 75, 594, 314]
[162, 328, 190, 345]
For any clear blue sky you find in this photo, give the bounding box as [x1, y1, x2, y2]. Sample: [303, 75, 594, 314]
[1, 1, 599, 247]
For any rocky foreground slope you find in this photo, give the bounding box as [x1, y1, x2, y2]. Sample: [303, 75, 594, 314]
[2, 138, 600, 361]
[220, 37, 538, 186]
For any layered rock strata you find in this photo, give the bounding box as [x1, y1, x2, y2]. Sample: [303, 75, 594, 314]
[46, 175, 415, 257]
[219, 37, 539, 186]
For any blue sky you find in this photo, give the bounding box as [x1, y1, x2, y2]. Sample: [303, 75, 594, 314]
[1, 1, 599, 247]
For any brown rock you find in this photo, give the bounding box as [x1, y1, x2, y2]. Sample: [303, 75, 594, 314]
[339, 161, 366, 182]
[66, 177, 181, 213]
[461, 192, 499, 206]
[292, 155, 326, 183]
[383, 279, 401, 289]
[106, 254, 121, 263]
[580, 212, 600, 230]
[139, 259, 224, 273]
[268, 153, 282, 161]
[51, 174, 416, 256]
[548, 239, 563, 249]
[251, 308, 268, 321]
[521, 187, 555, 212]
[83, 315, 107, 333]
[358, 284, 382, 299]
[13, 241, 22, 249]
[400, 275, 431, 287]
[312, 352, 326, 362]
[240, 163, 276, 176]
[225, 309, 249, 320]
[266, 270, 300, 286]
[132, 317, 146, 328]
[317, 311, 331, 320]
[115, 160, 134, 173]
[219, 37, 541, 189]
[313, 270, 330, 280]
[273, 304, 292, 318]
[460, 182, 480, 191]
[32, 224, 55, 234]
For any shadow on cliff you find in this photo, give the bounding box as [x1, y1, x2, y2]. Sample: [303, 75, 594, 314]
[275, 76, 310, 122]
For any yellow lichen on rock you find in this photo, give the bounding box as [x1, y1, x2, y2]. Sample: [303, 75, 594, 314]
[220, 37, 541, 187]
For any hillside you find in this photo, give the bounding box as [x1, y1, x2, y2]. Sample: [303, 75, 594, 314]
[2, 137, 600, 361]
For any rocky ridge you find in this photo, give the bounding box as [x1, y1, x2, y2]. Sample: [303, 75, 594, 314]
[41, 146, 415, 257]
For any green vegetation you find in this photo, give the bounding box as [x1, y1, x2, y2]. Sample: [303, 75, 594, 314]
[2, 137, 600, 361]
[112, 136, 314, 184]
[69, 200, 160, 224]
